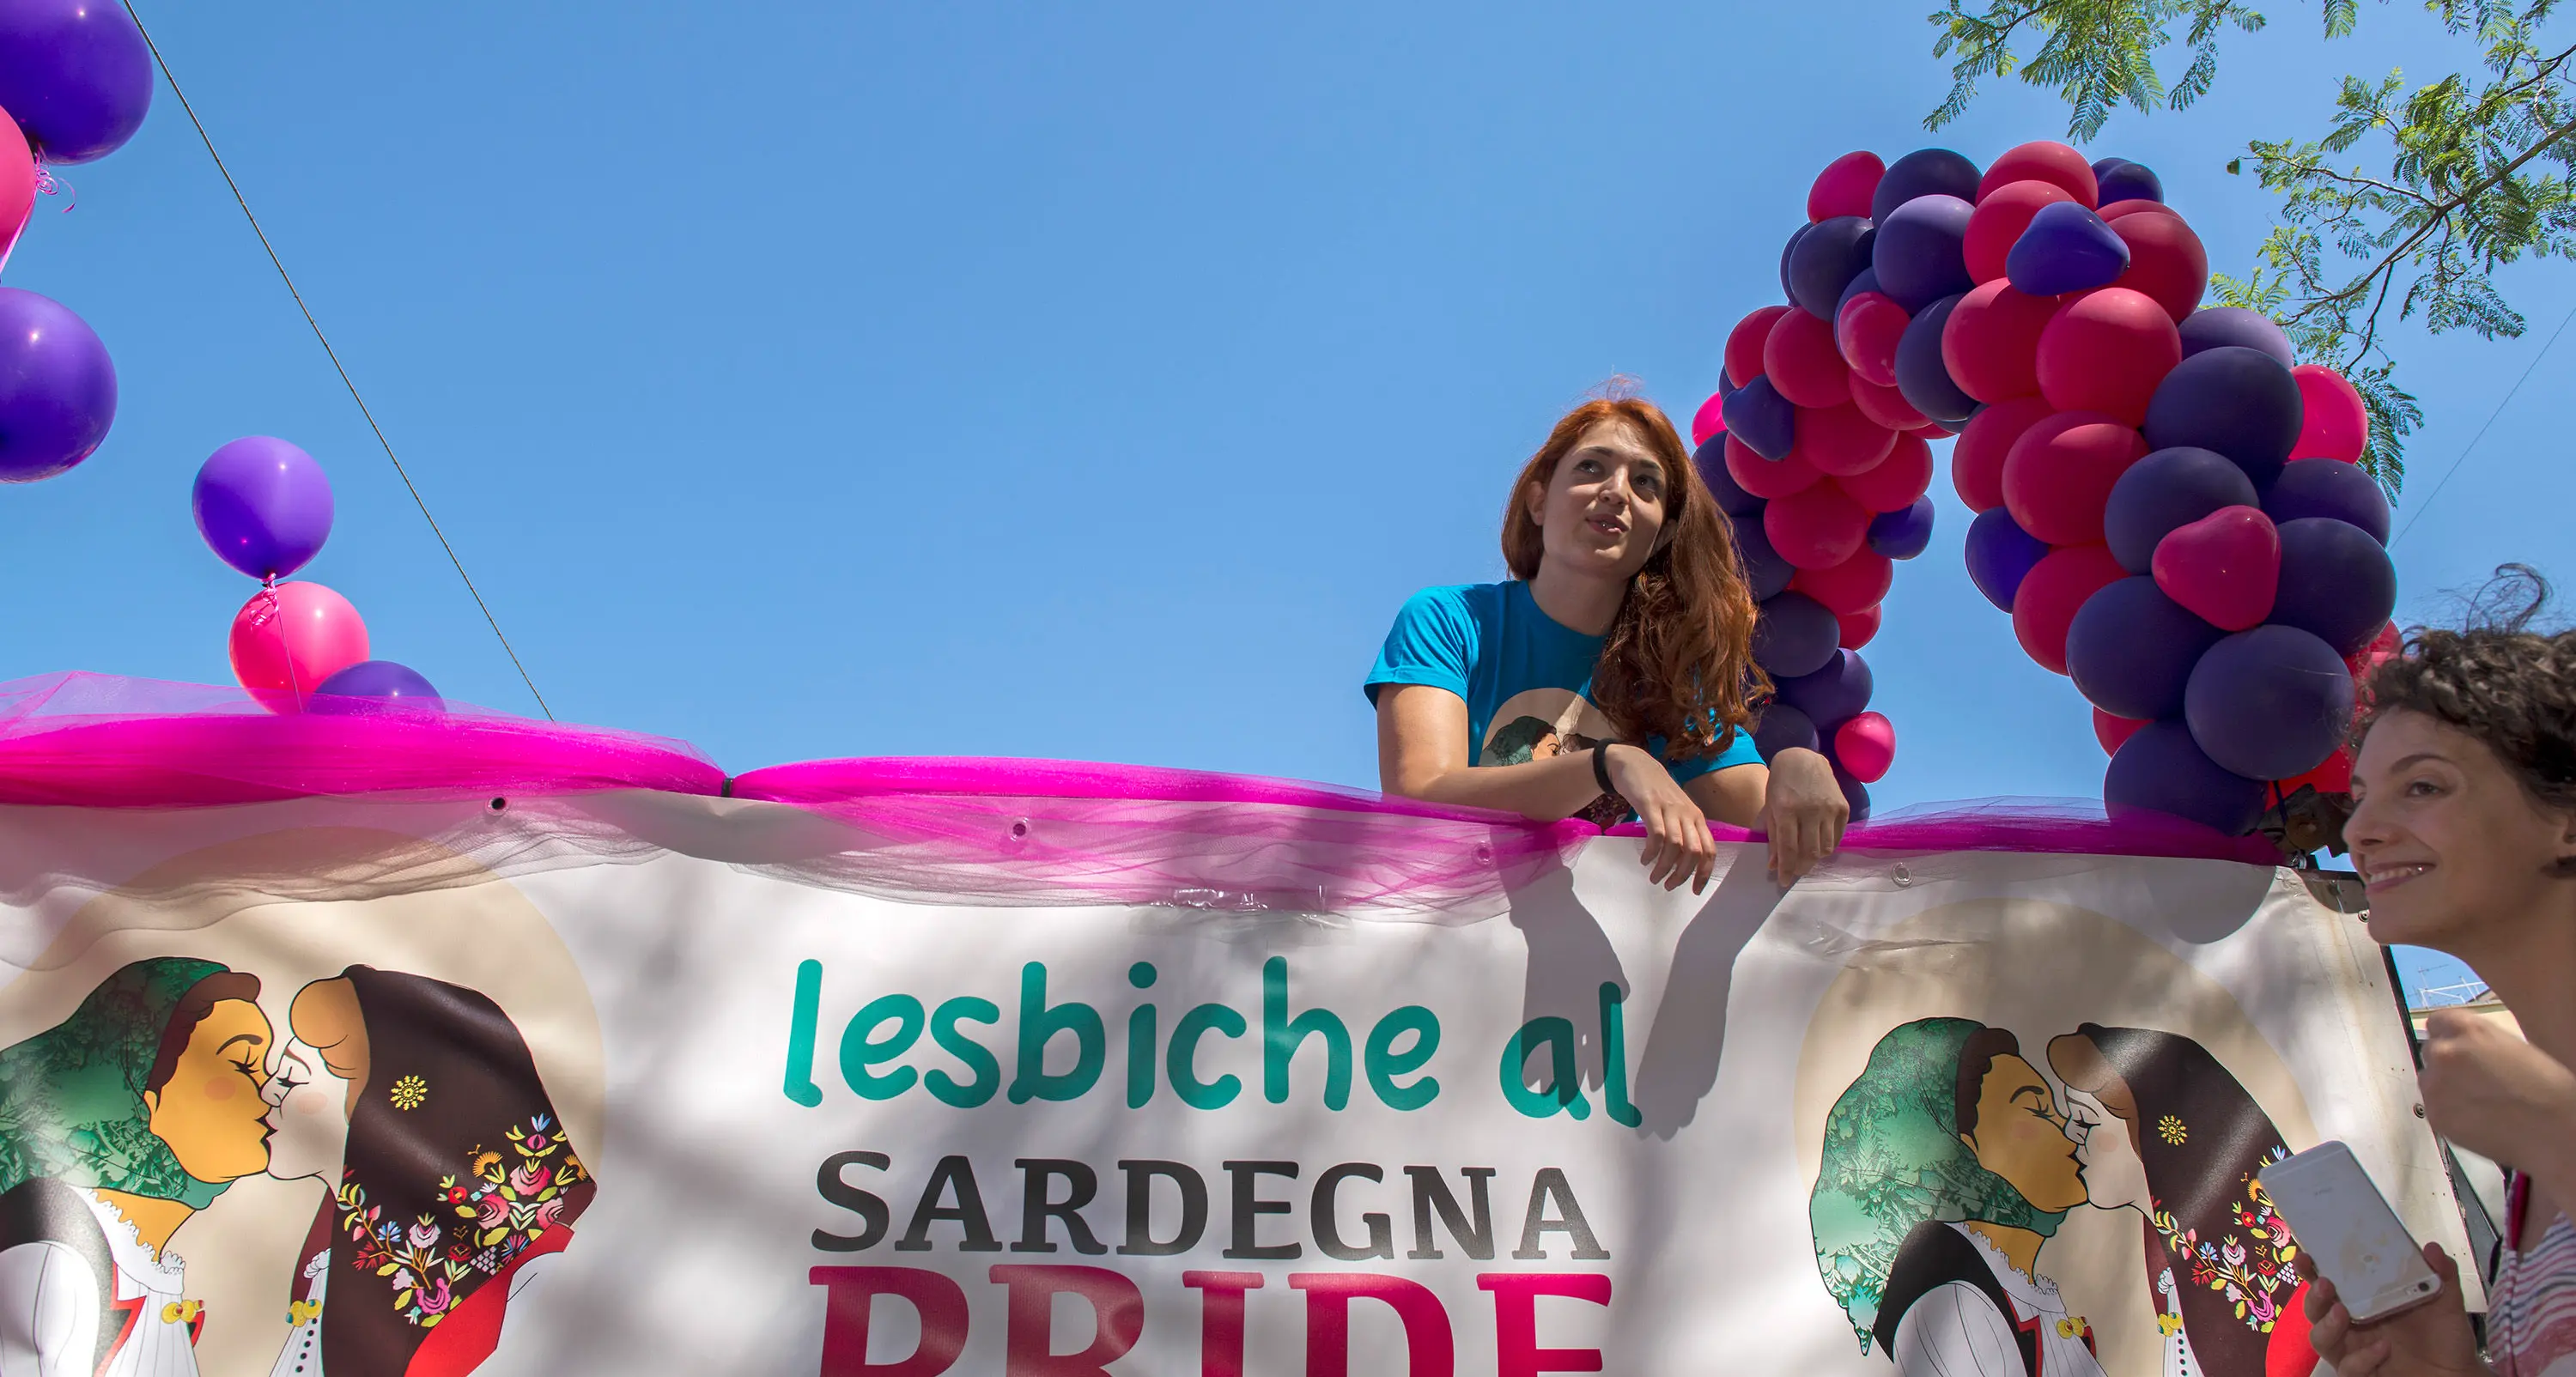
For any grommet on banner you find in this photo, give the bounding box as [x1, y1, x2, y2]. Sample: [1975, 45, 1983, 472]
[1892, 863, 1912, 888]
[1007, 818, 1030, 842]
[489, 797, 507, 813]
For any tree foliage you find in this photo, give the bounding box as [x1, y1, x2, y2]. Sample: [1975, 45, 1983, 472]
[1926, 0, 2576, 494]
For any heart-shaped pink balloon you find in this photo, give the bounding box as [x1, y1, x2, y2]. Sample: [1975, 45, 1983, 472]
[2152, 505, 2279, 631]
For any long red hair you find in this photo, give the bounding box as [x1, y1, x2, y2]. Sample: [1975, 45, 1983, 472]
[1500, 395, 1766, 760]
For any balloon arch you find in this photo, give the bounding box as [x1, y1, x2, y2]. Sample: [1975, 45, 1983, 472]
[1691, 141, 2397, 840]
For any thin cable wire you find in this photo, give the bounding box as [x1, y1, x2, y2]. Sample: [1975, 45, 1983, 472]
[117, 2, 555, 719]
[2391, 297, 2576, 549]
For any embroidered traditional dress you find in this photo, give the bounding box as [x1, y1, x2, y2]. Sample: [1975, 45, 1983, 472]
[0, 1189, 204, 1377]
[1888, 1222, 2108, 1377]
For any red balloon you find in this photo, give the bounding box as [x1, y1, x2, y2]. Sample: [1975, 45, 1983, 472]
[2292, 364, 2368, 463]
[1835, 291, 1911, 389]
[1810, 151, 1885, 221]
[2110, 212, 2208, 323]
[2099, 199, 2181, 224]
[1978, 142, 2099, 208]
[1835, 712, 1899, 783]
[2093, 707, 2148, 756]
[229, 581, 372, 702]
[1691, 390, 1727, 448]
[0, 110, 32, 266]
[1913, 421, 1957, 440]
[2002, 410, 2148, 545]
[1942, 279, 2061, 403]
[1792, 403, 1896, 477]
[1838, 432, 1934, 513]
[1725, 434, 1822, 500]
[1765, 307, 1850, 408]
[1952, 395, 2055, 513]
[2281, 749, 2354, 793]
[2152, 505, 2280, 631]
[1964, 179, 2075, 283]
[2012, 543, 2125, 675]
[1793, 549, 1894, 614]
[1837, 603, 1882, 650]
[2036, 287, 2179, 426]
[1765, 482, 1873, 569]
[1726, 306, 1792, 391]
[1848, 374, 1928, 431]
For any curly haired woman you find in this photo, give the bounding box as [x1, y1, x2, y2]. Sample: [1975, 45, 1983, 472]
[1366, 392, 1848, 890]
[2309, 567, 2576, 1376]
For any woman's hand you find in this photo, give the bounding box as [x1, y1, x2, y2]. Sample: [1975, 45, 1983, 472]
[2304, 1245, 2488, 1376]
[2418, 1008, 2576, 1196]
[1757, 747, 1849, 884]
[1603, 744, 1717, 894]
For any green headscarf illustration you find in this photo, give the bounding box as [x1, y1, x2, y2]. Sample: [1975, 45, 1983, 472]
[0, 957, 252, 1211]
[1809, 1016, 2070, 1353]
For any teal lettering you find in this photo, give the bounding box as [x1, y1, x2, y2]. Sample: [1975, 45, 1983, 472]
[1007, 962, 1104, 1105]
[1263, 957, 1351, 1109]
[1364, 1005, 1442, 1110]
[1168, 1003, 1246, 1109]
[838, 994, 925, 1101]
[783, 958, 823, 1107]
[1127, 962, 1157, 1109]
[1600, 983, 1640, 1128]
[1499, 1016, 1590, 1120]
[927, 996, 1002, 1107]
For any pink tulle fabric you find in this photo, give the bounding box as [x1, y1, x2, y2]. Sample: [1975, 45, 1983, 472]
[0, 674, 2283, 914]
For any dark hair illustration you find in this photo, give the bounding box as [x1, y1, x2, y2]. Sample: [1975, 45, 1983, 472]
[1485, 715, 1559, 766]
[317, 966, 592, 1375]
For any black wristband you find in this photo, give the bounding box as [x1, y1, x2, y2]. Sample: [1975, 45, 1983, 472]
[1592, 743, 1619, 801]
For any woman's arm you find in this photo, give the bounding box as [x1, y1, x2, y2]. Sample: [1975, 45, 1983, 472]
[1377, 684, 1718, 891]
[1684, 746, 1848, 885]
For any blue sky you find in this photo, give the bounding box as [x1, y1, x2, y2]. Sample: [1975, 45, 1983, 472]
[7, 2, 2549, 994]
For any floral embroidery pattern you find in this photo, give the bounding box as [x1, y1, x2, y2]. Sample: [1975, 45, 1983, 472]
[2158, 1114, 2189, 1145]
[336, 1113, 587, 1330]
[2150, 1148, 2302, 1332]
[389, 1075, 428, 1111]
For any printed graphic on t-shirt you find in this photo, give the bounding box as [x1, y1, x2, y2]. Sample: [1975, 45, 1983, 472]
[1482, 688, 1628, 827]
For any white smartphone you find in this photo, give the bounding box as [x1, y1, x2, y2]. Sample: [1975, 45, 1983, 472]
[2259, 1140, 2444, 1322]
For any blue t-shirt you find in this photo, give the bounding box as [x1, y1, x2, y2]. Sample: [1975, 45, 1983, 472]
[1364, 580, 1761, 790]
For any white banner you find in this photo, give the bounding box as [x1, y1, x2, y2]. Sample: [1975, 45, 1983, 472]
[0, 796, 2456, 1376]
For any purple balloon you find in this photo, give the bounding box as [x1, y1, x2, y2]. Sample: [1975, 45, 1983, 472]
[2089, 157, 2129, 179]
[1872, 194, 1977, 312]
[1871, 148, 1981, 223]
[1722, 375, 1797, 460]
[2178, 306, 2294, 367]
[1780, 221, 1810, 305]
[311, 660, 443, 713]
[2184, 624, 2355, 780]
[1868, 496, 1936, 561]
[2142, 346, 2305, 489]
[1693, 434, 1762, 517]
[2264, 458, 2390, 545]
[1752, 701, 1820, 762]
[1732, 513, 1795, 599]
[2067, 577, 2226, 721]
[2106, 719, 2267, 835]
[1789, 215, 1875, 320]
[193, 436, 334, 579]
[0, 288, 113, 482]
[2104, 446, 2262, 574]
[2005, 201, 2130, 296]
[2097, 161, 2165, 207]
[0, 0, 152, 164]
[1894, 294, 1976, 424]
[1834, 762, 1874, 823]
[1965, 505, 2050, 613]
[1753, 591, 1840, 679]
[2271, 517, 2399, 657]
[1779, 648, 1873, 730]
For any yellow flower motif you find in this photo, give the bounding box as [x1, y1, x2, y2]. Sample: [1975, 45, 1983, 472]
[2057, 1315, 2089, 1338]
[389, 1075, 428, 1111]
[2158, 1114, 2188, 1145]
[161, 1299, 201, 1325]
[2158, 1313, 2184, 1336]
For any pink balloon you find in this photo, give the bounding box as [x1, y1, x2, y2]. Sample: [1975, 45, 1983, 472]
[2151, 506, 2279, 631]
[1834, 712, 1896, 783]
[229, 581, 370, 701]
[2292, 364, 2368, 463]
[1691, 390, 1727, 448]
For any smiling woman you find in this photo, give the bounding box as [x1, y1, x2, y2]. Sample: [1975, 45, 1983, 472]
[1365, 390, 1847, 889]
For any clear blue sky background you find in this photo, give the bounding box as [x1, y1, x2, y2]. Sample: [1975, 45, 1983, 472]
[8, 2, 2552, 996]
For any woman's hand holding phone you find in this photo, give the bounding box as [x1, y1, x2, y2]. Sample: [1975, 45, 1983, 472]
[2305, 1245, 2488, 1377]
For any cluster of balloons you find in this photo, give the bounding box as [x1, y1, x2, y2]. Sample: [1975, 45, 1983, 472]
[1812, 137, 2397, 834]
[0, 0, 155, 484]
[195, 436, 440, 712]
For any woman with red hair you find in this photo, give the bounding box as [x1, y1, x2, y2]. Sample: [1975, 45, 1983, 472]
[1367, 392, 1847, 889]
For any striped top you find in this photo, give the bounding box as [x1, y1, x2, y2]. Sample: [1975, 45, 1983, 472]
[2493, 1172, 2576, 1376]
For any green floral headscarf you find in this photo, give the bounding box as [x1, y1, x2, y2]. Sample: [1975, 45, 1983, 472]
[0, 958, 240, 1211]
[1809, 1016, 2069, 1353]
